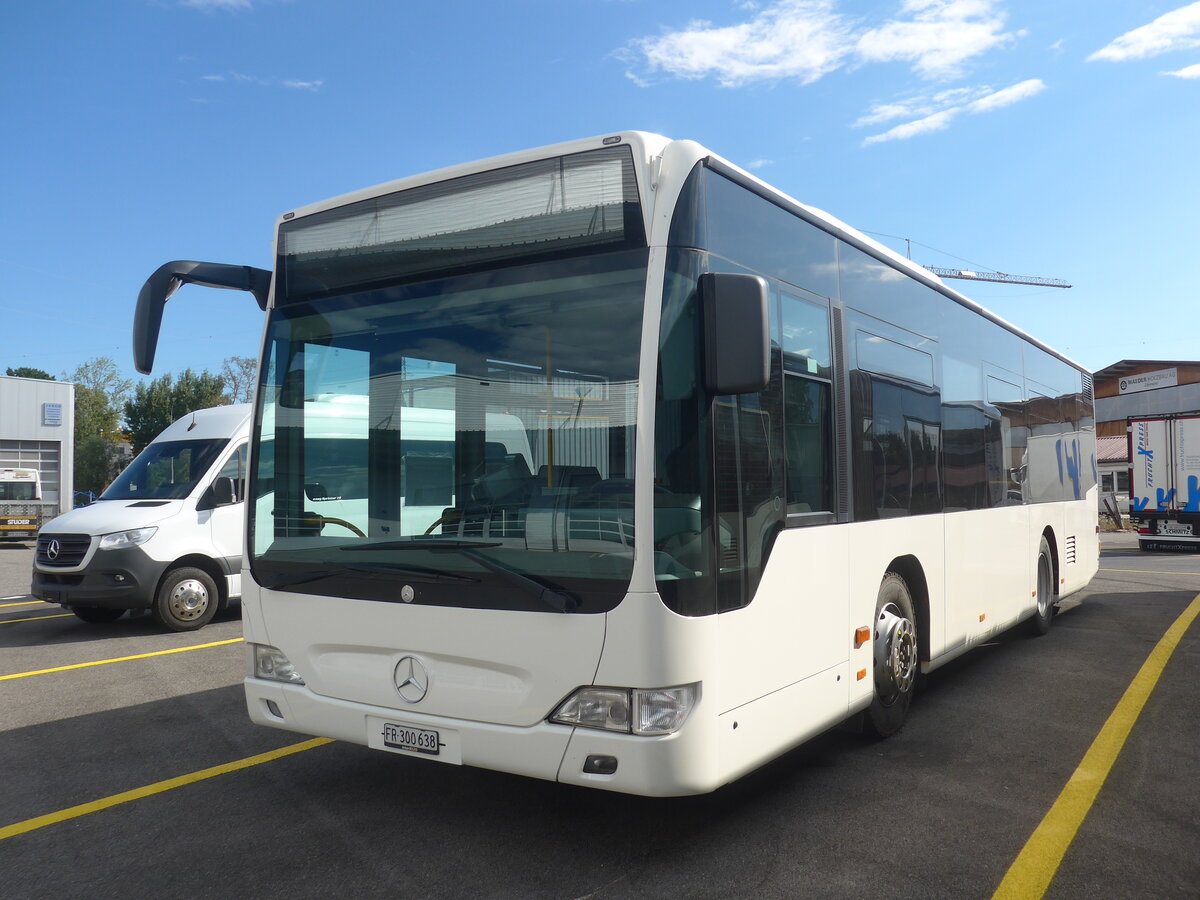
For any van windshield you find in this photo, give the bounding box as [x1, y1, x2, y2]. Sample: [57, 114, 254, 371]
[102, 439, 228, 500]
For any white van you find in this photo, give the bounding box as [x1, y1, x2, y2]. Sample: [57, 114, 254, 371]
[32, 405, 251, 631]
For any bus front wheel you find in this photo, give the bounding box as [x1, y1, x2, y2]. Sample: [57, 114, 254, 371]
[865, 572, 918, 738]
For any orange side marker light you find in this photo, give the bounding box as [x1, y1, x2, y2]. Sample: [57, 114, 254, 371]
[854, 626, 871, 648]
[856, 668, 867, 681]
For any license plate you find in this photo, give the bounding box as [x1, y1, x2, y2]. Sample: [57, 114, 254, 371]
[381, 722, 441, 755]
[1160, 522, 1193, 536]
[367, 716, 462, 764]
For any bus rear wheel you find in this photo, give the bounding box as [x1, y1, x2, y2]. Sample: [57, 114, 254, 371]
[865, 572, 918, 738]
[1027, 536, 1055, 635]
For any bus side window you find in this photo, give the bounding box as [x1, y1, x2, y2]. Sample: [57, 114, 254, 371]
[780, 292, 834, 521]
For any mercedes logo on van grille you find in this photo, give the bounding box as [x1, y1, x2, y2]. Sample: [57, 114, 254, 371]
[393, 656, 429, 703]
[46, 540, 61, 560]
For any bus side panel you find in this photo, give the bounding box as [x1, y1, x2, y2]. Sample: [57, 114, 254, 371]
[715, 525, 850, 716]
[943, 505, 1028, 652]
[1061, 493, 1100, 598]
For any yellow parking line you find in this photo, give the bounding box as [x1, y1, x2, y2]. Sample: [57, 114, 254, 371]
[0, 637, 243, 680]
[0, 613, 74, 625]
[0, 600, 42, 609]
[992, 591, 1200, 899]
[0, 737, 333, 841]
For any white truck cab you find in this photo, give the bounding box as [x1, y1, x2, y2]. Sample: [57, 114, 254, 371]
[32, 404, 251, 631]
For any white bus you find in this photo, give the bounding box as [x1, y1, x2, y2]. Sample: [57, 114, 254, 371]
[134, 132, 1098, 796]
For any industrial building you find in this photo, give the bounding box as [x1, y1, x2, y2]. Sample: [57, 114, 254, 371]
[1091, 360, 1200, 512]
[0, 374, 75, 516]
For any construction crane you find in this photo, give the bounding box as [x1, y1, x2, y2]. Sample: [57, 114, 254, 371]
[885, 236, 1072, 289]
[921, 266, 1072, 289]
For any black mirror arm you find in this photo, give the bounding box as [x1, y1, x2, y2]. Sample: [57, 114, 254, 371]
[133, 261, 271, 374]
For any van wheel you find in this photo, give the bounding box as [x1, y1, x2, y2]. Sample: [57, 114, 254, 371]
[71, 606, 126, 623]
[1027, 537, 1056, 635]
[152, 567, 218, 632]
[865, 572, 918, 738]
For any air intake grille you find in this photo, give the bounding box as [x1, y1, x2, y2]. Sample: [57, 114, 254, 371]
[36, 533, 92, 567]
[1065, 535, 1077, 566]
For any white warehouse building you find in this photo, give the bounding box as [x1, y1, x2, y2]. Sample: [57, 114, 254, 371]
[0, 374, 76, 516]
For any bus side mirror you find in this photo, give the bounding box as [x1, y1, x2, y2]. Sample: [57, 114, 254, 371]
[134, 261, 272, 374]
[700, 273, 770, 395]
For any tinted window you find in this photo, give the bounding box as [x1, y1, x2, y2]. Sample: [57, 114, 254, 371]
[784, 376, 832, 514]
[705, 171, 839, 298]
[838, 242, 939, 339]
[781, 292, 831, 378]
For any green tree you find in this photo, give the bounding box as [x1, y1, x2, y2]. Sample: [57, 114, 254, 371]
[64, 357, 133, 495]
[6, 366, 55, 380]
[220, 355, 258, 404]
[124, 368, 229, 453]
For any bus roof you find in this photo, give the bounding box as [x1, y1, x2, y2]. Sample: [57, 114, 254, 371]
[274, 131, 1086, 376]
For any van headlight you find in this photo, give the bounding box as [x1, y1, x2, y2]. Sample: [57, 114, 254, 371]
[98, 527, 158, 550]
[550, 684, 698, 735]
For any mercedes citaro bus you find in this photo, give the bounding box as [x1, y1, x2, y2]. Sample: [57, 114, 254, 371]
[133, 132, 1097, 795]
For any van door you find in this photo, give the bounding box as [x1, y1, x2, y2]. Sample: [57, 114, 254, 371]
[209, 443, 247, 597]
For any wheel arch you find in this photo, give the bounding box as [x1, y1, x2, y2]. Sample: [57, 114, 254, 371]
[160, 554, 229, 609]
[1040, 525, 1059, 598]
[884, 554, 929, 663]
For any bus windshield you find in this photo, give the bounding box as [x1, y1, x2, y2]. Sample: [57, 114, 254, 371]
[102, 439, 228, 500]
[249, 249, 647, 614]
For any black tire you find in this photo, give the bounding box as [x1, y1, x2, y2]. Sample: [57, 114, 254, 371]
[151, 567, 219, 632]
[865, 572, 919, 738]
[71, 606, 126, 624]
[1027, 536, 1056, 635]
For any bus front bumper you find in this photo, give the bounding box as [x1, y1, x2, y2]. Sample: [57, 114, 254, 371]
[244, 678, 720, 797]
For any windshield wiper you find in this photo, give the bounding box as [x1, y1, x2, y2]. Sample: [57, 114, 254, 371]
[260, 562, 478, 590]
[342, 539, 578, 613]
[345, 539, 502, 551]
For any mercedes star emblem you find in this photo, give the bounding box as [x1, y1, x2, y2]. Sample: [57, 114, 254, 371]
[393, 655, 429, 703]
[46, 539, 61, 560]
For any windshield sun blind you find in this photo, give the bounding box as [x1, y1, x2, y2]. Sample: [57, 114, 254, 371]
[277, 144, 645, 303]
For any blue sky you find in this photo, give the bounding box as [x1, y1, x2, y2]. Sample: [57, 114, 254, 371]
[3, 1, 1198, 387]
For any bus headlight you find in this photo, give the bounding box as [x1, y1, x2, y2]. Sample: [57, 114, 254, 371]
[252, 643, 306, 685]
[550, 684, 697, 736]
[98, 527, 157, 550]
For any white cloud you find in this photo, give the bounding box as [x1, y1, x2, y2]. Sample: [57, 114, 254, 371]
[182, 0, 254, 10]
[626, 0, 856, 87]
[626, 0, 1019, 86]
[862, 78, 1044, 144]
[857, 1, 1018, 80]
[854, 85, 985, 126]
[746, 158, 776, 169]
[1088, 2, 1200, 62]
[1164, 62, 1200, 77]
[202, 71, 322, 91]
[964, 76, 1044, 111]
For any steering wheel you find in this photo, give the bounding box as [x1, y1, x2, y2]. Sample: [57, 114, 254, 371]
[313, 514, 366, 537]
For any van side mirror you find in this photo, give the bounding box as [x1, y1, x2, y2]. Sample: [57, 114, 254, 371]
[700, 273, 770, 395]
[199, 476, 238, 511]
[134, 261, 272, 374]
